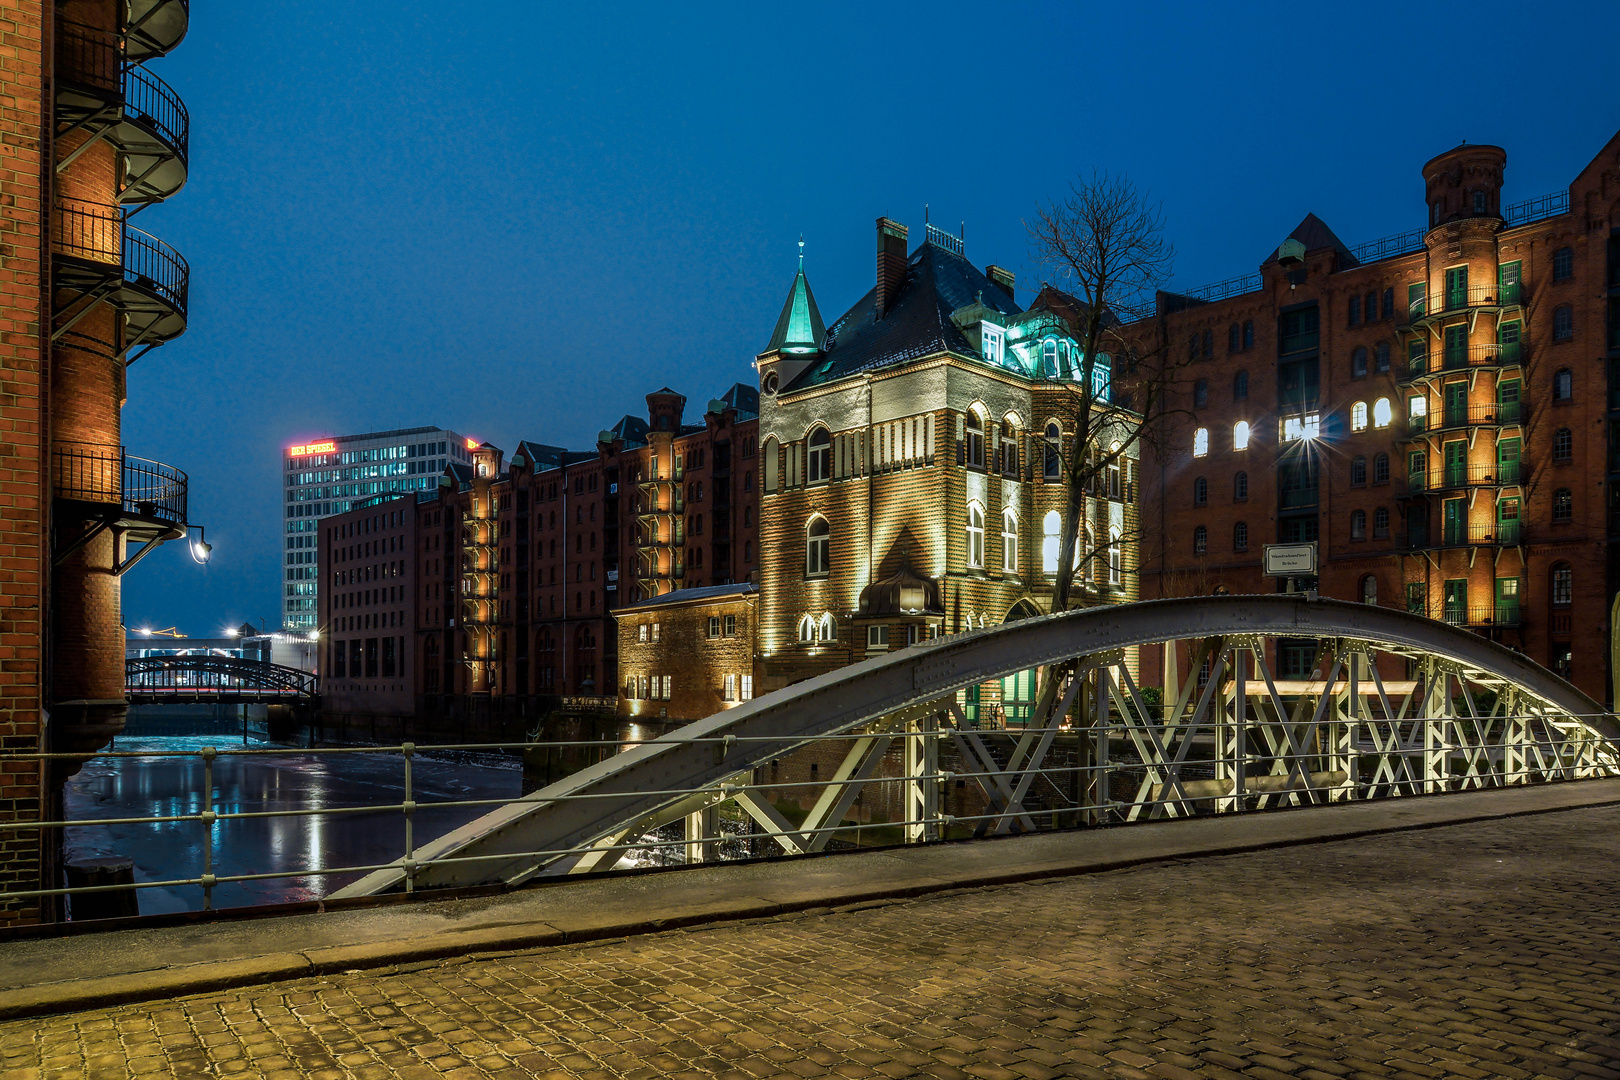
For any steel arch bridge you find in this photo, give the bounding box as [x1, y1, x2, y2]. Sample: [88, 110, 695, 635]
[125, 655, 319, 703]
[335, 595, 1620, 898]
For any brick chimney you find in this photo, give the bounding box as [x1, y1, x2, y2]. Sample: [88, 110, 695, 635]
[876, 217, 908, 319]
[985, 264, 1016, 302]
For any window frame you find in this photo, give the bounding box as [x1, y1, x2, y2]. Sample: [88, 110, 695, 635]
[805, 516, 831, 578]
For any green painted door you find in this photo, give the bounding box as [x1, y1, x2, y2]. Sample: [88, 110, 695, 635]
[1497, 379, 1520, 424]
[1444, 382, 1467, 426]
[1444, 440, 1467, 486]
[1443, 498, 1467, 545]
[1443, 579, 1468, 625]
[1495, 577, 1520, 625]
[1444, 325, 1468, 368]
[1000, 669, 1034, 727]
[1497, 437, 1521, 483]
[1496, 497, 1520, 544]
[1498, 320, 1521, 364]
[1445, 266, 1468, 309]
[1498, 261, 1522, 305]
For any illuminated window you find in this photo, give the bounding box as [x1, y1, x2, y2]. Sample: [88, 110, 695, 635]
[1041, 338, 1059, 377]
[1002, 510, 1018, 572]
[1233, 421, 1250, 451]
[1193, 428, 1209, 457]
[1042, 510, 1061, 573]
[1361, 575, 1378, 605]
[1373, 398, 1393, 428]
[1281, 413, 1321, 442]
[807, 427, 831, 482]
[806, 517, 830, 578]
[963, 410, 985, 468]
[1108, 527, 1122, 585]
[818, 613, 836, 642]
[1351, 402, 1368, 431]
[797, 615, 815, 643]
[966, 503, 985, 569]
[1090, 353, 1110, 399]
[866, 625, 888, 650]
[982, 324, 1004, 364]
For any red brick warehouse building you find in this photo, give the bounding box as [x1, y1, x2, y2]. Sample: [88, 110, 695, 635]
[1132, 127, 1620, 703]
[0, 0, 197, 923]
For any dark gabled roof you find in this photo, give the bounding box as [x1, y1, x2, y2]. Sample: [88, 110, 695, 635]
[788, 241, 1024, 390]
[614, 582, 757, 613]
[610, 414, 650, 447]
[514, 441, 568, 469]
[719, 381, 759, 419]
[1263, 213, 1360, 269]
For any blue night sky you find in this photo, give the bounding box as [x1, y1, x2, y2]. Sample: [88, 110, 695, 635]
[120, 0, 1620, 634]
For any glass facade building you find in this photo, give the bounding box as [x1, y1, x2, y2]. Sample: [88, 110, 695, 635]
[283, 426, 470, 629]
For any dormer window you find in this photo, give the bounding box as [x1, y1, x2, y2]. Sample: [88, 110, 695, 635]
[982, 324, 1005, 365]
[1041, 339, 1059, 378]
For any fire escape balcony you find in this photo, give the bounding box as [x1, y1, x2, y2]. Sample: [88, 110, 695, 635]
[124, 0, 190, 61]
[52, 200, 188, 361]
[56, 22, 189, 205]
[51, 442, 187, 574]
[1404, 401, 1523, 438]
[1400, 342, 1524, 384]
[1401, 520, 1525, 552]
[1403, 283, 1523, 331]
[1404, 461, 1524, 495]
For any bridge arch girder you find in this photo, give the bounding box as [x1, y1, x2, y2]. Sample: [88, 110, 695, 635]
[125, 655, 318, 700]
[334, 595, 1620, 898]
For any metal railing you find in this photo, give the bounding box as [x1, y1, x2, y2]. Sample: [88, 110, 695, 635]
[51, 442, 187, 526]
[1404, 342, 1523, 378]
[1403, 521, 1524, 550]
[1406, 401, 1522, 434]
[1349, 228, 1426, 264]
[1183, 273, 1264, 303]
[1409, 282, 1522, 320]
[1439, 605, 1523, 628]
[126, 656, 318, 699]
[52, 201, 189, 317]
[1407, 461, 1523, 491]
[57, 21, 120, 94]
[1503, 191, 1570, 227]
[122, 64, 189, 162]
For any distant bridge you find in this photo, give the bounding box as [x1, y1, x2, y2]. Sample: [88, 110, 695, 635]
[125, 655, 319, 704]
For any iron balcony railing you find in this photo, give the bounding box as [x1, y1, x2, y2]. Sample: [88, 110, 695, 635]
[52, 201, 189, 317]
[52, 442, 187, 526]
[1404, 342, 1523, 379]
[1503, 191, 1570, 227]
[123, 64, 190, 168]
[1403, 521, 1523, 550]
[1440, 605, 1523, 629]
[1407, 461, 1523, 492]
[57, 21, 119, 95]
[1406, 401, 1522, 435]
[1408, 282, 1522, 321]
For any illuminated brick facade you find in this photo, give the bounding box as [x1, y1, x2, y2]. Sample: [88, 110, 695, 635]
[757, 220, 1140, 717]
[616, 583, 757, 723]
[1133, 129, 1620, 703]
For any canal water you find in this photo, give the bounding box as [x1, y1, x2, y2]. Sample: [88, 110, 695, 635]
[63, 734, 524, 915]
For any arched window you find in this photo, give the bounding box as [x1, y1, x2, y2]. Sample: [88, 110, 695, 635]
[1194, 379, 1208, 408]
[1554, 427, 1573, 461]
[1373, 398, 1393, 428]
[1233, 420, 1250, 451]
[1375, 341, 1391, 373]
[1041, 338, 1059, 377]
[1553, 487, 1573, 522]
[1360, 575, 1378, 606]
[1002, 510, 1018, 572]
[805, 517, 830, 578]
[797, 614, 815, 643]
[1234, 521, 1249, 552]
[1090, 354, 1110, 399]
[807, 427, 831, 482]
[1553, 246, 1573, 281]
[1193, 427, 1209, 458]
[819, 613, 836, 642]
[1108, 527, 1122, 585]
[966, 503, 985, 568]
[1348, 295, 1362, 327]
[1554, 368, 1573, 400]
[1228, 323, 1241, 352]
[763, 436, 780, 493]
[1350, 509, 1366, 540]
[1551, 563, 1573, 606]
[1193, 525, 1207, 556]
[1351, 401, 1368, 431]
[1374, 506, 1389, 538]
[1042, 510, 1061, 573]
[1554, 307, 1573, 342]
[1234, 471, 1248, 501]
[1374, 453, 1390, 484]
[1193, 477, 1208, 506]
[1233, 370, 1249, 400]
[1242, 320, 1254, 349]
[1351, 346, 1368, 378]
[963, 410, 985, 468]
[997, 419, 1017, 475]
[1351, 456, 1367, 485]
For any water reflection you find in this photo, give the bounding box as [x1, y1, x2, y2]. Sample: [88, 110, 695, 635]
[63, 735, 522, 914]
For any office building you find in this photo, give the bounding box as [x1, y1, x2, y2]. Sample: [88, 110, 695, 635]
[282, 426, 470, 629]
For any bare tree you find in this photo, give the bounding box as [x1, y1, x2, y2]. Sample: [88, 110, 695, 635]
[1027, 170, 1176, 615]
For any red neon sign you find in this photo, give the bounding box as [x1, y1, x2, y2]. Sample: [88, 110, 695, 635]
[288, 440, 336, 456]
[465, 438, 479, 450]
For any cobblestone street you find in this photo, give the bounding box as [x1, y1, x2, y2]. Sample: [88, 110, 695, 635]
[5, 805, 1620, 1080]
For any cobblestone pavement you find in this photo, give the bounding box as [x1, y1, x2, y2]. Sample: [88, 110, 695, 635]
[6, 806, 1620, 1080]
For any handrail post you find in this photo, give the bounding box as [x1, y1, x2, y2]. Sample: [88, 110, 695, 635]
[401, 742, 416, 894]
[199, 745, 216, 911]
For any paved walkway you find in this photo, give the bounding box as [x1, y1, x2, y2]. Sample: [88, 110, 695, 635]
[5, 799, 1620, 1078]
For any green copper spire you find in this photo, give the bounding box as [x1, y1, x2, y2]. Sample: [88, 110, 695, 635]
[764, 237, 826, 355]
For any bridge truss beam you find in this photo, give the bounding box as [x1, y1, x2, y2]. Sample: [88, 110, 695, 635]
[334, 596, 1620, 898]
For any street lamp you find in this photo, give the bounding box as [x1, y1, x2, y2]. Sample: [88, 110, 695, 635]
[188, 525, 212, 565]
